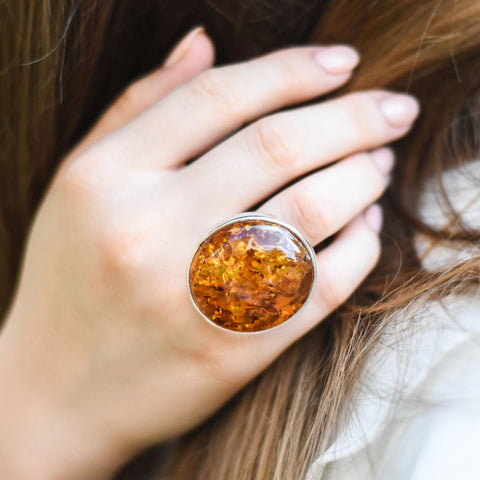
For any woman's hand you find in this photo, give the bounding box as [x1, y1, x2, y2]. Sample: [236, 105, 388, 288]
[0, 28, 419, 480]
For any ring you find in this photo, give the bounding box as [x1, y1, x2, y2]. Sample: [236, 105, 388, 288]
[188, 214, 317, 333]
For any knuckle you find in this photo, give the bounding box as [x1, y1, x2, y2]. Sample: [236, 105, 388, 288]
[277, 53, 302, 82]
[249, 116, 301, 176]
[265, 51, 304, 93]
[60, 159, 99, 204]
[289, 189, 330, 242]
[116, 82, 147, 114]
[98, 219, 147, 274]
[353, 152, 387, 195]
[197, 344, 256, 386]
[190, 69, 242, 115]
[116, 85, 136, 115]
[344, 92, 385, 140]
[59, 146, 116, 204]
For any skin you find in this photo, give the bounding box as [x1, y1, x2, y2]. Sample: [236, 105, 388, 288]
[0, 28, 419, 480]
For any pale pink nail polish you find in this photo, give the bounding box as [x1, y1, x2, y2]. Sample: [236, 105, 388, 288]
[164, 26, 205, 68]
[371, 148, 395, 176]
[313, 46, 360, 74]
[379, 94, 420, 128]
[364, 204, 383, 233]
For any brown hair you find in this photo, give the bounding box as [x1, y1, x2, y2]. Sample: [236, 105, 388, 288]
[1, 1, 480, 478]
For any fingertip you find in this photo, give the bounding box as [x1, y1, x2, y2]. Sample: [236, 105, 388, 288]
[339, 208, 382, 266]
[164, 26, 205, 68]
[363, 204, 383, 233]
[313, 45, 360, 75]
[165, 27, 215, 76]
[181, 29, 215, 71]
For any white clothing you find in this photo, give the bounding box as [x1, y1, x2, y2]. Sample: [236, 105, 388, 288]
[307, 160, 480, 480]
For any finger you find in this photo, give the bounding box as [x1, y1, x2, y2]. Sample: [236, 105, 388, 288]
[251, 206, 382, 357]
[68, 27, 215, 159]
[179, 91, 418, 224]
[111, 45, 360, 168]
[259, 148, 394, 245]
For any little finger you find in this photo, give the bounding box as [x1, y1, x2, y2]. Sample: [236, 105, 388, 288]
[252, 206, 383, 355]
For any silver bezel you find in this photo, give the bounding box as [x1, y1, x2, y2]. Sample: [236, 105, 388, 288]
[187, 213, 317, 334]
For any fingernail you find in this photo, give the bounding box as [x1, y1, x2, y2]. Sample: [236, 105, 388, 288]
[313, 46, 360, 74]
[379, 94, 420, 128]
[364, 204, 383, 233]
[164, 26, 205, 68]
[371, 148, 395, 176]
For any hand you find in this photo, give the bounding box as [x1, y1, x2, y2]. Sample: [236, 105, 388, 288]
[0, 28, 419, 480]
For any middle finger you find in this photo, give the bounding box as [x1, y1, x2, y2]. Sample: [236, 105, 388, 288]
[177, 90, 419, 225]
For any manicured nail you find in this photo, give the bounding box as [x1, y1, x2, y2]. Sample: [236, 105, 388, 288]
[313, 46, 360, 74]
[371, 148, 395, 176]
[364, 204, 383, 233]
[164, 26, 205, 68]
[379, 94, 420, 128]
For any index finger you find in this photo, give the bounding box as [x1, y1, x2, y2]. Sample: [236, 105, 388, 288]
[108, 45, 359, 169]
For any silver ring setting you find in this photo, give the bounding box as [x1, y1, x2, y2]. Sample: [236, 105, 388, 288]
[187, 214, 317, 333]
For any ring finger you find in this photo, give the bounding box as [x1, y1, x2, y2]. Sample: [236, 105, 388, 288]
[258, 148, 394, 246]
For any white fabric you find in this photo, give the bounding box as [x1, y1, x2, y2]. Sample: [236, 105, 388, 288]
[307, 160, 480, 479]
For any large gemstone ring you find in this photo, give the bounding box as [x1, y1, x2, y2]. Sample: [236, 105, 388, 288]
[187, 214, 317, 333]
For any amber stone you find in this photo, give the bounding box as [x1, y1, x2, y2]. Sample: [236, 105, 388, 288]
[188, 217, 315, 333]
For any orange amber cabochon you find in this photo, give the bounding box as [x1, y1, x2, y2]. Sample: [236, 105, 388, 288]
[188, 216, 316, 333]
